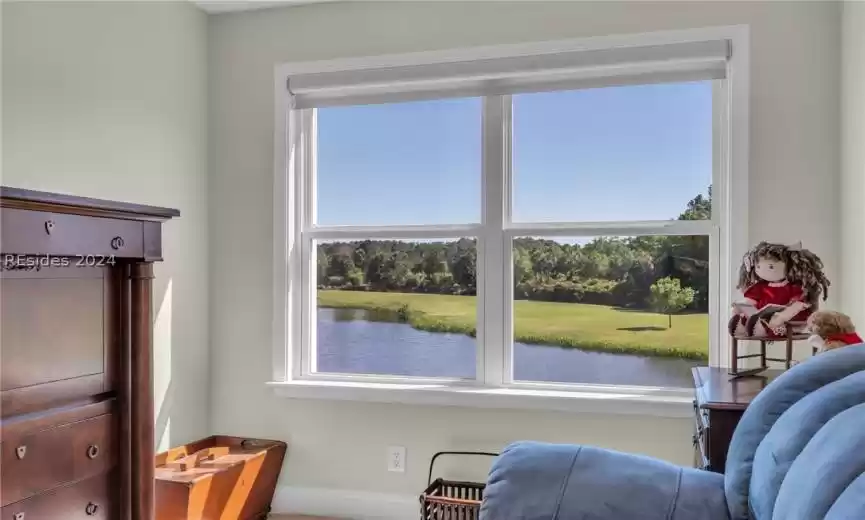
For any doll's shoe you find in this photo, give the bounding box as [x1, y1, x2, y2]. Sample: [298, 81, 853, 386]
[746, 310, 784, 338]
[729, 315, 742, 336]
[745, 314, 761, 336]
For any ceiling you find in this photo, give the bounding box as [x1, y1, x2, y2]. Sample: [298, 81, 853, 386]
[191, 0, 336, 14]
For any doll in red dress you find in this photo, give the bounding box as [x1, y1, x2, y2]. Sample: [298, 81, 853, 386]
[729, 242, 830, 339]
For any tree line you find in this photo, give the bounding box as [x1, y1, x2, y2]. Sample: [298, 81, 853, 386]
[318, 188, 711, 312]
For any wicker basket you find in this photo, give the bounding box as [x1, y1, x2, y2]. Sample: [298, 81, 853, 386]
[419, 451, 498, 520]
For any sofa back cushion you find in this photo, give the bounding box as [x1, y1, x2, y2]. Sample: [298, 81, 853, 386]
[724, 345, 865, 519]
[749, 371, 865, 519]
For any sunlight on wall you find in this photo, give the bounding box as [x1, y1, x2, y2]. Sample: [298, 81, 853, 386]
[157, 418, 171, 454]
[154, 278, 173, 452]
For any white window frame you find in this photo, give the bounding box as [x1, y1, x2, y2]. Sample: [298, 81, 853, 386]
[271, 26, 749, 415]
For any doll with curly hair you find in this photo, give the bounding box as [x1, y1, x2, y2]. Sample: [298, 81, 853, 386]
[728, 241, 830, 339]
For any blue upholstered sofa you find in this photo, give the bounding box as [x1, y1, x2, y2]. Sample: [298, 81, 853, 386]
[480, 344, 865, 519]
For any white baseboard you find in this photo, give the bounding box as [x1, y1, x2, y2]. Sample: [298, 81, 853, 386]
[272, 485, 419, 519]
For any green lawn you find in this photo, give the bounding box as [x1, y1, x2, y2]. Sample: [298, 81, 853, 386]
[318, 290, 709, 361]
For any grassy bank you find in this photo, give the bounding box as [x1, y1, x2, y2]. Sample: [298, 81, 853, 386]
[318, 290, 708, 361]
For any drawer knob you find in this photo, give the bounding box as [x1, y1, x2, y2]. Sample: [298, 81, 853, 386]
[13, 513, 24, 520]
[85, 502, 99, 516]
[44, 220, 55, 235]
[15, 445, 27, 459]
[110, 236, 125, 250]
[87, 444, 100, 459]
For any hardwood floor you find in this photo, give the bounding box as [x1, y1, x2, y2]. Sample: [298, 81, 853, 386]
[270, 515, 344, 520]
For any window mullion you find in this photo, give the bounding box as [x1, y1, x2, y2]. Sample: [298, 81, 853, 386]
[712, 78, 731, 368]
[301, 109, 317, 377]
[502, 96, 514, 385]
[479, 95, 510, 387]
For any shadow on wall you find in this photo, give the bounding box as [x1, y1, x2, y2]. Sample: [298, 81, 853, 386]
[153, 276, 174, 451]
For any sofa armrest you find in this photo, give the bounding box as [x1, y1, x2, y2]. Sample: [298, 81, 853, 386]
[480, 442, 728, 520]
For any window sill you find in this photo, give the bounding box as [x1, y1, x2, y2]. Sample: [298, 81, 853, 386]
[267, 380, 694, 418]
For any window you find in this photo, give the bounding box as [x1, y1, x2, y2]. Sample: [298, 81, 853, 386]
[275, 28, 748, 400]
[316, 99, 481, 226]
[511, 235, 710, 388]
[508, 83, 713, 387]
[512, 84, 712, 223]
[316, 236, 478, 379]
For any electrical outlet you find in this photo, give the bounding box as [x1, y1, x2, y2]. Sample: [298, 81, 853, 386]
[387, 446, 406, 473]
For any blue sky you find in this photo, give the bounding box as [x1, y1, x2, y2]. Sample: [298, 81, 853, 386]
[315, 81, 712, 227]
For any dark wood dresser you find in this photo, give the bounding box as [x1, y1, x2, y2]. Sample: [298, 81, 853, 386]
[692, 367, 782, 473]
[0, 187, 178, 520]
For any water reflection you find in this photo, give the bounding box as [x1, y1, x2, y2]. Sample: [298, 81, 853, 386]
[317, 308, 697, 387]
[330, 307, 403, 323]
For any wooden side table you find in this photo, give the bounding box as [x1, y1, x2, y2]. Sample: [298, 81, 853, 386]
[692, 367, 783, 473]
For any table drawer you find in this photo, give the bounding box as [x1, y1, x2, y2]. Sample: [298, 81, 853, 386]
[1, 413, 115, 506]
[1, 208, 142, 259]
[1, 475, 113, 520]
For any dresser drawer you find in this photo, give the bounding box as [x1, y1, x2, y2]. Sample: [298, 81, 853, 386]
[1, 414, 115, 506]
[1, 208, 143, 258]
[0, 267, 110, 414]
[1, 475, 113, 520]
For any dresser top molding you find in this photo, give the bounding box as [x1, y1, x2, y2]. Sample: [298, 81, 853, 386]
[1, 186, 180, 221]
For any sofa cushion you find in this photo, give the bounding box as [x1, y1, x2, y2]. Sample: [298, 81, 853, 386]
[772, 402, 865, 520]
[825, 472, 865, 520]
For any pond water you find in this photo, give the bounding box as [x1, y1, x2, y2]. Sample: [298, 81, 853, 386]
[317, 308, 697, 388]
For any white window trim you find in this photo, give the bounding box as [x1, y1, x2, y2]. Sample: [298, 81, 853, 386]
[271, 25, 750, 413]
[266, 380, 696, 418]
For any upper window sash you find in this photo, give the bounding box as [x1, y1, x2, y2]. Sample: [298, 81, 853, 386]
[288, 39, 730, 109]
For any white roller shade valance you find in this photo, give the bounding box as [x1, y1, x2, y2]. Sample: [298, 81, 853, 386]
[288, 39, 731, 108]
